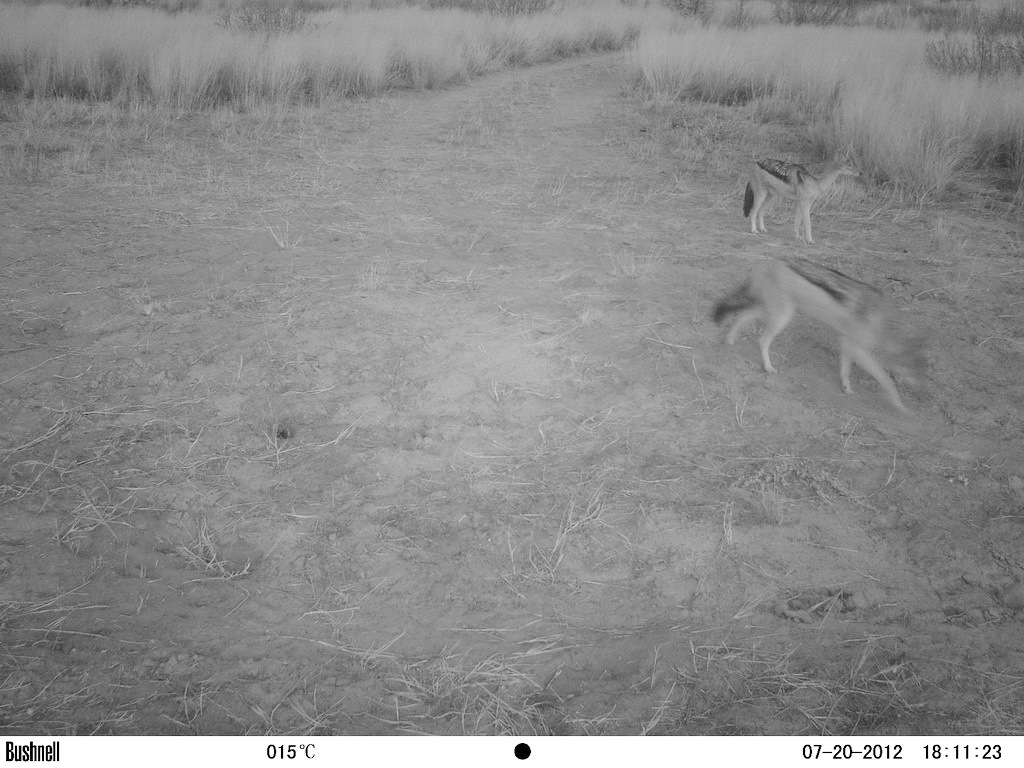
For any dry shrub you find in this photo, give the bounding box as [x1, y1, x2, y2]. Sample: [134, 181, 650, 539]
[216, 0, 324, 34]
[426, 0, 554, 14]
[770, 0, 870, 26]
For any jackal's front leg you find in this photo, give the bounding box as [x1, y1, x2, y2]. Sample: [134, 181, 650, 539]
[795, 201, 813, 243]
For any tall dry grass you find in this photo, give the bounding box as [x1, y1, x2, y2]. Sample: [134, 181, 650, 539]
[0, 2, 677, 109]
[628, 24, 1024, 199]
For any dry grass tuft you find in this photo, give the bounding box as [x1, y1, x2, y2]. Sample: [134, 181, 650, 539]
[0, 2, 671, 109]
[383, 648, 548, 735]
[176, 517, 252, 578]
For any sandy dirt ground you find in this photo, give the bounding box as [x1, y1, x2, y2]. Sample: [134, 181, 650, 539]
[2, 51, 1023, 736]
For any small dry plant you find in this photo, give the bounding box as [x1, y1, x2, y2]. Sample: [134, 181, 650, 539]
[176, 518, 250, 579]
[384, 648, 548, 735]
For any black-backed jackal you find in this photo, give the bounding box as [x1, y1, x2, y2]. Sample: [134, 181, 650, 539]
[743, 159, 859, 244]
[712, 259, 928, 411]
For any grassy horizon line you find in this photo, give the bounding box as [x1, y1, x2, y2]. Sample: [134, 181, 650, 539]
[0, 2, 675, 109]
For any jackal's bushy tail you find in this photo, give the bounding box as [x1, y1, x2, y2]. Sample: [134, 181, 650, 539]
[712, 283, 755, 325]
[742, 183, 754, 218]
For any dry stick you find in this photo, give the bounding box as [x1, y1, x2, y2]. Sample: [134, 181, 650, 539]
[1, 409, 75, 456]
[0, 354, 67, 386]
[643, 328, 692, 349]
[640, 681, 676, 736]
[691, 356, 705, 401]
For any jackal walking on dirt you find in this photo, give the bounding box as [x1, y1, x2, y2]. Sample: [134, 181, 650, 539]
[744, 159, 859, 244]
[712, 258, 928, 411]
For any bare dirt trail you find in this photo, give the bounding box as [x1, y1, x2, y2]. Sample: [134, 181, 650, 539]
[2, 49, 1023, 735]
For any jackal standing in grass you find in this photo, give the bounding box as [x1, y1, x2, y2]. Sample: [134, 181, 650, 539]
[712, 259, 928, 411]
[744, 159, 859, 244]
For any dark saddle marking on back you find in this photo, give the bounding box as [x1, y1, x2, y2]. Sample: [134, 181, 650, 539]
[758, 159, 807, 185]
[786, 260, 851, 304]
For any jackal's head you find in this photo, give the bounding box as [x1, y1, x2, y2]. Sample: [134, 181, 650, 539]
[711, 285, 754, 326]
